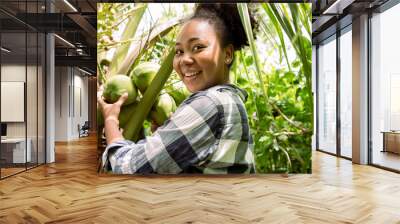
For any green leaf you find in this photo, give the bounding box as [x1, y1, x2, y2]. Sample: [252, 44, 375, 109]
[123, 45, 175, 141]
[118, 17, 181, 75]
[109, 4, 148, 76]
[237, 3, 271, 116]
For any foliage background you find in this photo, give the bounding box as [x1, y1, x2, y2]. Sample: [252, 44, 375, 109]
[97, 3, 312, 173]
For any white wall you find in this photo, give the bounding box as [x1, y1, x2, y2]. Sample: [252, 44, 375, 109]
[72, 72, 89, 138]
[54, 66, 89, 141]
[55, 66, 69, 141]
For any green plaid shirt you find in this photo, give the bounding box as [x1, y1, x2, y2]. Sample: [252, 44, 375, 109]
[102, 84, 255, 174]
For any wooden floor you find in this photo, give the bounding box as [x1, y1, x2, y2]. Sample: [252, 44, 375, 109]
[1, 167, 26, 178]
[0, 135, 400, 223]
[1, 163, 45, 178]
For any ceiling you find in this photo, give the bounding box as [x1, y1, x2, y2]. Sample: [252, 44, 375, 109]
[0, 0, 97, 74]
[312, 0, 390, 44]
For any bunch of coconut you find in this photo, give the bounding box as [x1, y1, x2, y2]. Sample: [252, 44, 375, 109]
[98, 62, 190, 135]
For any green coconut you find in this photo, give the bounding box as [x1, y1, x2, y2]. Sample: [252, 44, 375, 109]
[129, 62, 160, 94]
[150, 93, 177, 126]
[165, 81, 191, 106]
[102, 74, 137, 105]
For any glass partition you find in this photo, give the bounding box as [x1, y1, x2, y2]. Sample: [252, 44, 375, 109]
[371, 3, 400, 171]
[317, 35, 337, 155]
[339, 27, 352, 158]
[0, 0, 46, 179]
[1, 31, 27, 177]
[27, 31, 38, 169]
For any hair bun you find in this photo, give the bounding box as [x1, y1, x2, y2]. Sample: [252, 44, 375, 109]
[193, 3, 258, 51]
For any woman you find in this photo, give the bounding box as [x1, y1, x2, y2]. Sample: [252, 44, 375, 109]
[98, 3, 257, 174]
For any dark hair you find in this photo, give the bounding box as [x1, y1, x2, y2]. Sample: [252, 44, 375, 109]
[190, 3, 258, 52]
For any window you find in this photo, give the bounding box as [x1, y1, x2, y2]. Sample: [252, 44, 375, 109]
[371, 2, 400, 171]
[339, 27, 352, 158]
[317, 36, 337, 154]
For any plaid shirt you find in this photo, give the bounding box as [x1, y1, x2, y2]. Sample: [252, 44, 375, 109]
[102, 84, 255, 174]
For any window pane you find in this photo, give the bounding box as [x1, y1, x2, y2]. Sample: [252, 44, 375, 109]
[340, 29, 352, 158]
[1, 31, 27, 177]
[318, 37, 337, 154]
[371, 3, 400, 171]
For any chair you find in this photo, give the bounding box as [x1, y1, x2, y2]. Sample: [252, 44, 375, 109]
[79, 121, 90, 138]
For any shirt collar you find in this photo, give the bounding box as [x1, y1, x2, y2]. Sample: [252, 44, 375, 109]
[206, 84, 248, 102]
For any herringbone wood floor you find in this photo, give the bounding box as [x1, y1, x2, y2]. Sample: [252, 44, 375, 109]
[0, 135, 400, 223]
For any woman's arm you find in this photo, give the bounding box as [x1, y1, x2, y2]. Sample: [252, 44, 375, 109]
[104, 117, 124, 145]
[101, 93, 221, 174]
[98, 91, 127, 145]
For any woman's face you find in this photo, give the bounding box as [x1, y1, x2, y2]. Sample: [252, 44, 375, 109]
[173, 19, 233, 93]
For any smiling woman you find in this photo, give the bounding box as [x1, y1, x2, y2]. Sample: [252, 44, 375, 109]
[173, 4, 257, 93]
[98, 3, 258, 174]
[173, 20, 232, 93]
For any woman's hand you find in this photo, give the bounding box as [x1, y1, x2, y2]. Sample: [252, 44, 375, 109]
[97, 87, 128, 145]
[97, 86, 128, 122]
